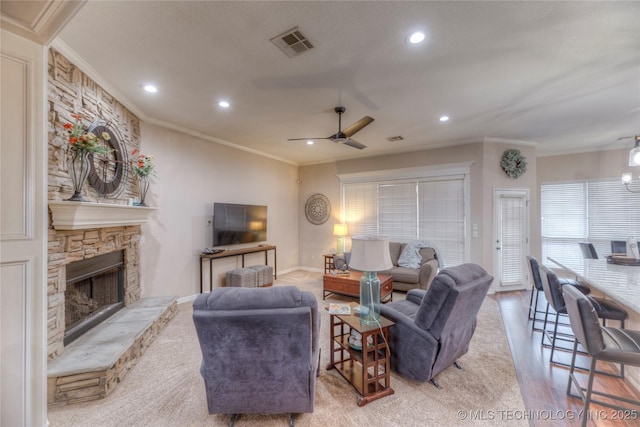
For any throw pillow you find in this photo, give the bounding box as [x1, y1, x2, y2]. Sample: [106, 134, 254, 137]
[397, 242, 423, 269]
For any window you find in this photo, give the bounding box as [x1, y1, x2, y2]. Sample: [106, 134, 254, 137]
[341, 166, 469, 267]
[541, 179, 640, 264]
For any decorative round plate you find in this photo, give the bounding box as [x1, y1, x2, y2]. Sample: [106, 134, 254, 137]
[305, 193, 331, 225]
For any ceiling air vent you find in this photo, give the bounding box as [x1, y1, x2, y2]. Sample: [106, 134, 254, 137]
[271, 27, 314, 58]
[387, 136, 405, 142]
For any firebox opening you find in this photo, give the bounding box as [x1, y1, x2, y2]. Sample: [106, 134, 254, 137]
[64, 250, 125, 345]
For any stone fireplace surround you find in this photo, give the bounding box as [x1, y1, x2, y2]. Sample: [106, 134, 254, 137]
[46, 204, 173, 406]
[47, 222, 142, 359]
[47, 46, 148, 358]
[46, 48, 176, 405]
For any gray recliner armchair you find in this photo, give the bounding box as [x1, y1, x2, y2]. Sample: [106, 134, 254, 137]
[380, 263, 493, 387]
[193, 286, 320, 426]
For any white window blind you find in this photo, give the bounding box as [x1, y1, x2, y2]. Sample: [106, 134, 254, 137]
[418, 178, 465, 267]
[379, 181, 417, 240]
[342, 175, 466, 267]
[541, 179, 640, 263]
[343, 183, 378, 238]
[499, 195, 526, 286]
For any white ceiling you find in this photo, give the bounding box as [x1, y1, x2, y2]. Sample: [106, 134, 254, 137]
[9, 1, 640, 165]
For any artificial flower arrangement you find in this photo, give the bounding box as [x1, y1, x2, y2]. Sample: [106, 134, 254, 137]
[63, 114, 111, 154]
[131, 149, 156, 177]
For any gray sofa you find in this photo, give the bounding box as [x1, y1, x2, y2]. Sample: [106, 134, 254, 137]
[339, 241, 439, 292]
[192, 286, 320, 425]
[380, 263, 493, 385]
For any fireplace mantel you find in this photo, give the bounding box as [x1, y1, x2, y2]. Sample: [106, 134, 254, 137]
[49, 201, 156, 230]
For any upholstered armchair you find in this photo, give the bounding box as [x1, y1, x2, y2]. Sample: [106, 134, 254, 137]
[379, 263, 493, 387]
[192, 286, 320, 426]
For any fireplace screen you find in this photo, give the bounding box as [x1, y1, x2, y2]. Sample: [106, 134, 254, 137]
[65, 250, 124, 345]
[65, 269, 121, 328]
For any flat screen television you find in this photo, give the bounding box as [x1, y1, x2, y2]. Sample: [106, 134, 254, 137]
[213, 203, 267, 246]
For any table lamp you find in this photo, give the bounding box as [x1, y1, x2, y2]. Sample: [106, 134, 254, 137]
[348, 235, 393, 325]
[333, 223, 348, 254]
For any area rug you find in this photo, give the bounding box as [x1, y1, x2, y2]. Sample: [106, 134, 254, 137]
[48, 270, 526, 426]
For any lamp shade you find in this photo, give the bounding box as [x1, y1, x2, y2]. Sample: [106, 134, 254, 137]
[333, 223, 348, 236]
[349, 235, 393, 272]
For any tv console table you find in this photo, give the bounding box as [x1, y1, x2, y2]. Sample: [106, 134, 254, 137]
[199, 245, 277, 293]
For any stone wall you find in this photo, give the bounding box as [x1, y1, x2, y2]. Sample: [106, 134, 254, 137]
[47, 48, 144, 359]
[48, 48, 140, 203]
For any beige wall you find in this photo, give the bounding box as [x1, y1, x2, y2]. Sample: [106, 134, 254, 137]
[298, 162, 341, 267]
[298, 141, 538, 288]
[537, 148, 629, 182]
[139, 122, 300, 298]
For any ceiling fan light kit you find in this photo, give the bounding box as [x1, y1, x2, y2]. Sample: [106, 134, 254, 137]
[621, 135, 640, 193]
[628, 136, 640, 166]
[288, 106, 374, 150]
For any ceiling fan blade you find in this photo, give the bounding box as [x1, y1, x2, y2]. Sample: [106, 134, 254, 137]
[287, 137, 330, 141]
[341, 139, 367, 150]
[342, 116, 374, 138]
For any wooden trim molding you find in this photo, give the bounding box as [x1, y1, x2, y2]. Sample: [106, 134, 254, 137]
[49, 201, 156, 230]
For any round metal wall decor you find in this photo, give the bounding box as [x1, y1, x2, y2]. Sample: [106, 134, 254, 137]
[305, 193, 331, 225]
[87, 120, 127, 197]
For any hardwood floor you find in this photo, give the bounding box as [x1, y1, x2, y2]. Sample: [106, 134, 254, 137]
[494, 290, 640, 427]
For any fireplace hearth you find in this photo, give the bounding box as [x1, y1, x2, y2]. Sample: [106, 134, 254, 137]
[64, 250, 124, 345]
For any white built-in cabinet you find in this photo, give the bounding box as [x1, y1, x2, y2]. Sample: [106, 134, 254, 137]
[0, 29, 48, 427]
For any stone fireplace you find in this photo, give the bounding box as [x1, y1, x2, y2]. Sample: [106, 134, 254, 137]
[46, 203, 170, 406]
[47, 201, 157, 358]
[46, 48, 174, 406]
[47, 222, 142, 359]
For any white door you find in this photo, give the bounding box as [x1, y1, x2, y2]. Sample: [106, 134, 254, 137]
[493, 189, 529, 291]
[1, 30, 48, 427]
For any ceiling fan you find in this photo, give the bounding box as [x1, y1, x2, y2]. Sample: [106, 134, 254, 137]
[288, 106, 374, 150]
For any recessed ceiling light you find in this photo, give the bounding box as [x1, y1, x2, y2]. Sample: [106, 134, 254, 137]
[408, 31, 426, 44]
[439, 116, 450, 122]
[144, 85, 157, 93]
[306, 140, 314, 145]
[218, 101, 230, 108]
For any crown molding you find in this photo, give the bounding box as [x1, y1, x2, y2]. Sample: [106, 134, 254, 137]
[142, 116, 297, 166]
[1, 0, 85, 45]
[483, 137, 538, 147]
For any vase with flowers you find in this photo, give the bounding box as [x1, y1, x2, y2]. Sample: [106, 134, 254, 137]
[63, 114, 112, 201]
[131, 149, 156, 206]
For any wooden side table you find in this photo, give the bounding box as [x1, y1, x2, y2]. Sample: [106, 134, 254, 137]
[326, 302, 394, 406]
[323, 254, 335, 274]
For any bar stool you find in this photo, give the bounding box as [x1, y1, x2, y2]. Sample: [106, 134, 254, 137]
[538, 264, 627, 366]
[526, 256, 590, 332]
[563, 285, 640, 427]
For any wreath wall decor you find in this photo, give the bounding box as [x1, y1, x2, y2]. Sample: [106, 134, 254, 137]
[500, 149, 527, 179]
[305, 193, 331, 225]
